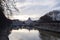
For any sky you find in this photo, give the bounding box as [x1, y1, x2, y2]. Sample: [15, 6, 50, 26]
[10, 0, 60, 20]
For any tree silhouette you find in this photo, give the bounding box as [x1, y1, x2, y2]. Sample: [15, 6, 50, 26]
[2, 0, 19, 17]
[48, 10, 60, 21]
[0, 0, 19, 40]
[38, 10, 60, 23]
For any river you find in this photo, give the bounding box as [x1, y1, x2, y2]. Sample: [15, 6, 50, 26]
[9, 28, 60, 40]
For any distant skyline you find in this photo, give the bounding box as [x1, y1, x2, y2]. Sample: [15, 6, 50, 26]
[10, 0, 60, 20]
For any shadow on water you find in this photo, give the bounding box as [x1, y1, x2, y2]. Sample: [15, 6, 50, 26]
[39, 30, 60, 40]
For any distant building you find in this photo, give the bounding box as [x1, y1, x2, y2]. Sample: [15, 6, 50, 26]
[12, 19, 23, 27]
[56, 13, 60, 21]
[25, 18, 33, 25]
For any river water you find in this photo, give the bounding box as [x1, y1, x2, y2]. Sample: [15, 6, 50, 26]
[9, 29, 60, 40]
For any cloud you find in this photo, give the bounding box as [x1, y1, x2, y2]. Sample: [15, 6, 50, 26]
[16, 0, 26, 3]
[53, 0, 60, 8]
[13, 0, 60, 20]
[16, 0, 55, 8]
[49, 0, 60, 10]
[10, 14, 40, 20]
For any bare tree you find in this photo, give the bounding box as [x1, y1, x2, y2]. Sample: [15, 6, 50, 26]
[2, 0, 19, 18]
[0, 0, 19, 40]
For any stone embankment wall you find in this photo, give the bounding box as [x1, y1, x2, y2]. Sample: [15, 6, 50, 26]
[35, 23, 60, 32]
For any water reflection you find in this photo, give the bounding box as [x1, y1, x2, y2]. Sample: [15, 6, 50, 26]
[39, 30, 60, 40]
[9, 28, 60, 40]
[9, 29, 40, 40]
